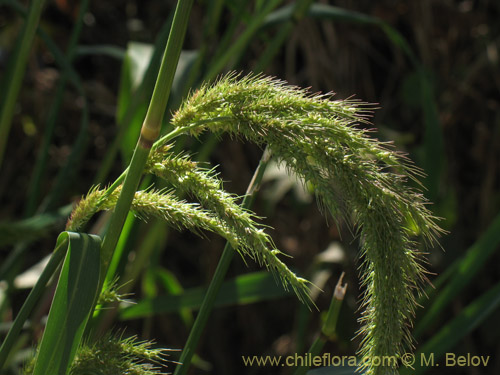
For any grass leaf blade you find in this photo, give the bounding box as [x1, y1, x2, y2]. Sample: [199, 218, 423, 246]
[32, 232, 101, 375]
[120, 271, 293, 319]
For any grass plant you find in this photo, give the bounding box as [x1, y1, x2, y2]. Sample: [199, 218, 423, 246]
[2, 1, 497, 375]
[3, 66, 441, 373]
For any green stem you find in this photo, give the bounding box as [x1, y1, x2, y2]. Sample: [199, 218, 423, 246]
[0, 238, 67, 369]
[98, 0, 194, 285]
[99, 146, 149, 279]
[142, 0, 194, 138]
[174, 147, 272, 375]
[95, 119, 211, 209]
[0, 0, 47, 168]
[321, 272, 346, 338]
[293, 273, 347, 375]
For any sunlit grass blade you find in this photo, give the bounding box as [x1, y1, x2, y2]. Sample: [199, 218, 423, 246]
[31, 231, 101, 375]
[120, 271, 293, 320]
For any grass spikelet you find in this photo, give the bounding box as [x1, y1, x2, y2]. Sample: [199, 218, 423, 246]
[66, 183, 312, 306]
[146, 149, 313, 304]
[169, 73, 443, 374]
[69, 333, 173, 375]
[22, 333, 173, 375]
[66, 185, 103, 232]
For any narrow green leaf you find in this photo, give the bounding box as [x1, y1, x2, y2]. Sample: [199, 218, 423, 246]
[120, 271, 293, 319]
[76, 44, 126, 60]
[32, 232, 101, 375]
[0, 204, 71, 248]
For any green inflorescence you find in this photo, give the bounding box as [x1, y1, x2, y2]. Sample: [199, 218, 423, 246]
[67, 183, 312, 305]
[23, 334, 172, 375]
[67, 73, 441, 375]
[166, 73, 442, 374]
[70, 334, 171, 375]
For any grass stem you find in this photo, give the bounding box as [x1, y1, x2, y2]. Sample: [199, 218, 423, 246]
[174, 147, 272, 375]
[293, 273, 347, 375]
[98, 0, 193, 285]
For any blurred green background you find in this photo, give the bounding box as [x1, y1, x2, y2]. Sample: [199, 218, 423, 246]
[0, 1, 499, 374]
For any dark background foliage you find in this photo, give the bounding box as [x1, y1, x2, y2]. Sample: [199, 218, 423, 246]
[0, 1, 499, 374]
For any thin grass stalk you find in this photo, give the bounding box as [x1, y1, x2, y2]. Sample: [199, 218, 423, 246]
[16, 0, 91, 214]
[98, 0, 194, 285]
[0, 0, 47, 168]
[0, 0, 89, 290]
[173, 147, 272, 375]
[24, 0, 90, 216]
[293, 273, 347, 375]
[173, 0, 225, 104]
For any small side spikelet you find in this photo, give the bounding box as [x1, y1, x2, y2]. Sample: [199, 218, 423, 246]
[23, 334, 172, 375]
[70, 334, 173, 375]
[67, 184, 312, 305]
[166, 73, 442, 375]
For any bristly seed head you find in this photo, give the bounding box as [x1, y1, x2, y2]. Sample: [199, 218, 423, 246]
[167, 73, 442, 374]
[67, 73, 442, 375]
